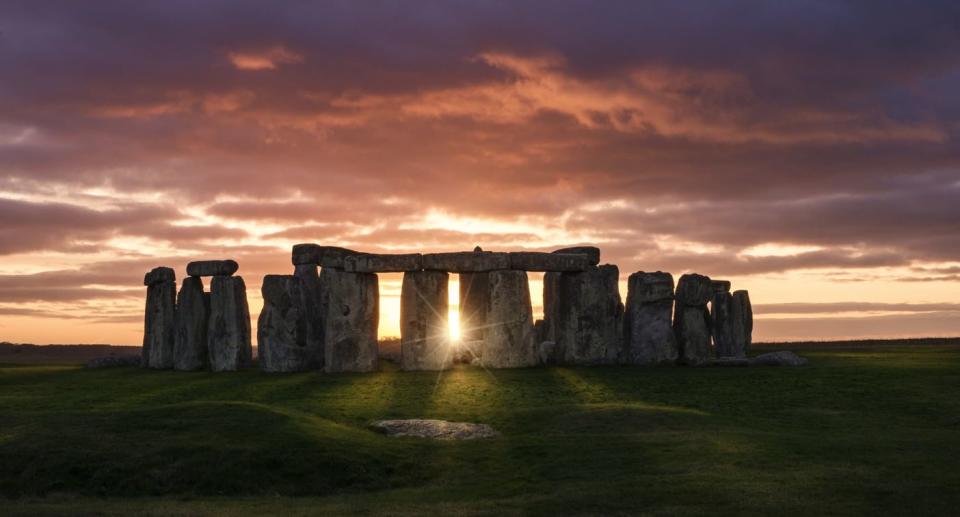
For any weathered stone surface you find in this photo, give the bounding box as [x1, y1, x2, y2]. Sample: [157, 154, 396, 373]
[173, 276, 209, 371]
[291, 244, 357, 267]
[508, 252, 591, 272]
[480, 270, 538, 368]
[711, 279, 731, 294]
[370, 419, 500, 440]
[675, 273, 713, 306]
[623, 271, 678, 365]
[258, 275, 324, 373]
[556, 265, 623, 365]
[731, 290, 753, 355]
[186, 260, 238, 277]
[553, 246, 601, 266]
[422, 251, 510, 272]
[143, 266, 174, 286]
[400, 271, 451, 371]
[538, 341, 558, 365]
[344, 253, 423, 273]
[459, 272, 490, 342]
[674, 305, 712, 366]
[207, 275, 252, 372]
[85, 355, 141, 368]
[711, 290, 737, 358]
[541, 272, 560, 343]
[750, 351, 808, 367]
[142, 273, 176, 369]
[294, 264, 326, 369]
[324, 269, 379, 372]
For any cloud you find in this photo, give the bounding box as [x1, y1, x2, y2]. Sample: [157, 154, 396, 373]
[227, 45, 303, 71]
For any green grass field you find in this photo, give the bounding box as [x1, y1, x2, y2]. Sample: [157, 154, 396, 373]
[2, 342, 959, 516]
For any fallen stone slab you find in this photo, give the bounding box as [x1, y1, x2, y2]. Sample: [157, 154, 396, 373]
[508, 252, 591, 272]
[750, 351, 808, 367]
[143, 266, 175, 286]
[552, 246, 601, 266]
[186, 260, 239, 277]
[344, 253, 423, 273]
[623, 271, 678, 365]
[291, 244, 358, 267]
[421, 251, 510, 272]
[85, 355, 141, 368]
[173, 276, 209, 371]
[370, 419, 500, 440]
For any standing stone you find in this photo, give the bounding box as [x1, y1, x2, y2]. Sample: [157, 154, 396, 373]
[711, 280, 738, 358]
[258, 275, 323, 372]
[401, 271, 451, 371]
[294, 264, 326, 370]
[673, 273, 713, 366]
[207, 275, 252, 372]
[324, 269, 379, 373]
[480, 270, 537, 368]
[541, 272, 560, 343]
[459, 272, 490, 343]
[730, 290, 753, 356]
[142, 267, 176, 369]
[173, 276, 209, 371]
[556, 265, 623, 365]
[623, 271, 678, 365]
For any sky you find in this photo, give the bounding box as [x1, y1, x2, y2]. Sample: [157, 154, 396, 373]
[1, 1, 959, 345]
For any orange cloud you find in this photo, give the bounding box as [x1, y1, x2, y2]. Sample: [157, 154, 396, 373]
[228, 46, 304, 71]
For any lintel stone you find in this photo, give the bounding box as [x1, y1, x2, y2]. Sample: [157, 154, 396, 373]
[186, 260, 238, 277]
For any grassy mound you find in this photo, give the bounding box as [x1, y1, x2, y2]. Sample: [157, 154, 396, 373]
[1, 342, 959, 515]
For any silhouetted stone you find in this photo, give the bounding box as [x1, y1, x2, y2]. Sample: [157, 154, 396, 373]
[674, 273, 713, 365]
[258, 275, 323, 372]
[294, 263, 326, 369]
[623, 271, 678, 365]
[186, 260, 238, 277]
[750, 350, 807, 366]
[422, 251, 510, 272]
[731, 290, 753, 355]
[343, 253, 422, 273]
[400, 271, 451, 371]
[553, 246, 601, 266]
[556, 265, 623, 365]
[711, 280, 731, 294]
[508, 252, 591, 272]
[480, 270, 537, 368]
[459, 272, 490, 342]
[711, 290, 737, 358]
[143, 266, 175, 286]
[291, 244, 358, 267]
[207, 275, 252, 371]
[173, 276, 209, 371]
[541, 272, 560, 343]
[142, 268, 176, 369]
[324, 269, 379, 372]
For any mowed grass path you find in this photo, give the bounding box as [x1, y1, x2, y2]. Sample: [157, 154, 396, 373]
[1, 344, 959, 516]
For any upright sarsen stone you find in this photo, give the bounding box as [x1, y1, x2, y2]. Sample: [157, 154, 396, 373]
[459, 271, 490, 342]
[258, 275, 323, 372]
[623, 271, 678, 365]
[142, 267, 176, 369]
[541, 272, 560, 343]
[480, 270, 537, 368]
[711, 280, 737, 358]
[730, 290, 753, 356]
[673, 273, 713, 366]
[207, 275, 252, 372]
[401, 271, 451, 371]
[324, 269, 379, 373]
[556, 265, 623, 365]
[173, 276, 208, 371]
[294, 264, 326, 370]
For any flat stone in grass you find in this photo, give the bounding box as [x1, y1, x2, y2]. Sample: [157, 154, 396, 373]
[750, 350, 808, 366]
[370, 419, 500, 440]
